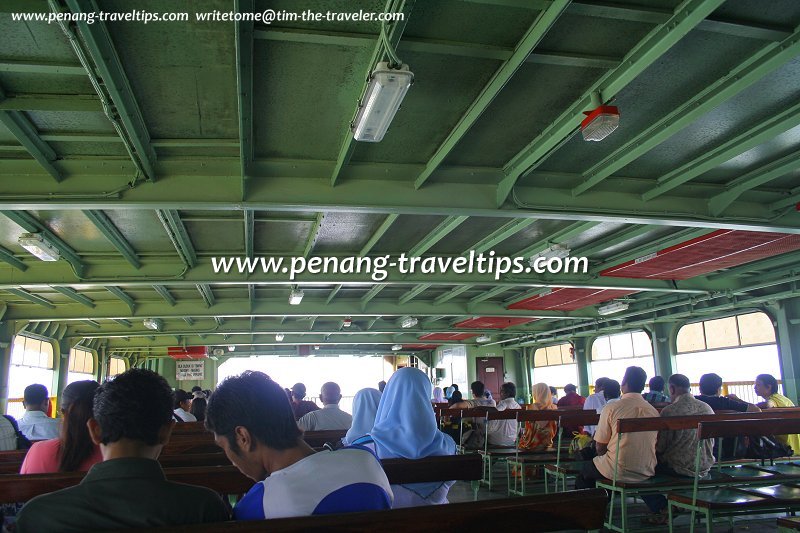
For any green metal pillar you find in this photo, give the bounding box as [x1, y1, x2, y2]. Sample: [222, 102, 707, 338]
[650, 322, 676, 379]
[0, 322, 15, 414]
[52, 339, 70, 412]
[573, 338, 591, 397]
[773, 298, 800, 403]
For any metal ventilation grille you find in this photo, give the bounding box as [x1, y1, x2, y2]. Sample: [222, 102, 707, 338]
[599, 230, 800, 280]
[507, 288, 636, 311]
[453, 316, 537, 329]
[418, 332, 479, 341]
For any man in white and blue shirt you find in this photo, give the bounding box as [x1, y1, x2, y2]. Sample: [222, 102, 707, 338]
[206, 371, 392, 520]
[19, 384, 59, 440]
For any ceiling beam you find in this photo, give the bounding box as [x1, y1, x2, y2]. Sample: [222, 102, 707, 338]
[408, 216, 468, 256]
[573, 26, 800, 196]
[0, 59, 86, 75]
[235, 0, 254, 200]
[471, 219, 537, 254]
[770, 187, 800, 212]
[152, 285, 176, 306]
[155, 209, 197, 268]
[196, 284, 216, 307]
[51, 286, 95, 308]
[0, 85, 61, 182]
[361, 284, 387, 310]
[589, 228, 710, 274]
[360, 214, 398, 256]
[112, 318, 132, 328]
[244, 209, 254, 258]
[82, 210, 141, 269]
[0, 93, 101, 112]
[434, 285, 472, 305]
[496, 0, 726, 207]
[303, 213, 324, 258]
[6, 288, 55, 309]
[515, 221, 598, 258]
[0, 210, 85, 276]
[469, 285, 510, 305]
[0, 245, 26, 271]
[573, 225, 655, 259]
[398, 284, 432, 305]
[105, 286, 134, 312]
[413, 0, 569, 189]
[329, 0, 415, 186]
[326, 285, 342, 304]
[63, 0, 157, 181]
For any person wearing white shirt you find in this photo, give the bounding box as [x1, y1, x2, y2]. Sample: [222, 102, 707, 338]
[0, 416, 19, 450]
[298, 382, 352, 431]
[583, 377, 610, 436]
[19, 384, 60, 440]
[488, 382, 521, 447]
[173, 389, 197, 422]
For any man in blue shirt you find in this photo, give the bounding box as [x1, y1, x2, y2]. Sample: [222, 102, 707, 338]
[206, 371, 393, 519]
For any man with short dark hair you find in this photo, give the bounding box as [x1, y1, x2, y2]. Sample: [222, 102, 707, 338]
[173, 389, 197, 422]
[695, 373, 761, 413]
[297, 382, 352, 431]
[18, 383, 59, 440]
[206, 371, 392, 519]
[575, 367, 658, 489]
[583, 377, 609, 436]
[642, 376, 670, 404]
[290, 383, 320, 420]
[488, 382, 521, 446]
[377, 380, 386, 393]
[16, 369, 229, 532]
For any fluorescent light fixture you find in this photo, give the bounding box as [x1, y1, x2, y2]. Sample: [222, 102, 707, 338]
[289, 290, 304, 305]
[598, 300, 629, 316]
[313, 345, 320, 350]
[275, 333, 284, 341]
[581, 105, 620, 141]
[401, 317, 418, 329]
[227, 345, 235, 352]
[352, 62, 414, 142]
[391, 344, 403, 351]
[18, 233, 60, 261]
[476, 335, 491, 343]
[342, 318, 352, 328]
[142, 318, 163, 331]
[530, 244, 570, 264]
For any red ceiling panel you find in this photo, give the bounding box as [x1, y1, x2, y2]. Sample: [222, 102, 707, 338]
[454, 316, 537, 329]
[403, 344, 440, 350]
[418, 332, 478, 341]
[507, 288, 635, 311]
[599, 230, 800, 280]
[167, 346, 208, 360]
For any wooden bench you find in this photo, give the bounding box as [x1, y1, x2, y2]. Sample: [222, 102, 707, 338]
[113, 487, 609, 533]
[0, 453, 483, 504]
[779, 516, 800, 531]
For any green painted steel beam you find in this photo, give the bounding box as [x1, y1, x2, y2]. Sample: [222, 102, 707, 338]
[434, 285, 471, 305]
[330, 0, 415, 187]
[573, 26, 800, 197]
[51, 286, 94, 308]
[573, 225, 655, 259]
[196, 284, 215, 307]
[0, 245, 26, 271]
[643, 100, 800, 201]
[413, 0, 569, 189]
[81, 319, 101, 329]
[469, 285, 510, 305]
[361, 284, 387, 309]
[0, 86, 61, 182]
[152, 285, 176, 307]
[504, 288, 549, 305]
[105, 286, 134, 312]
[0, 94, 100, 112]
[0, 210, 85, 276]
[308, 316, 317, 331]
[155, 209, 197, 268]
[303, 213, 324, 258]
[516, 221, 598, 258]
[6, 288, 55, 309]
[214, 317, 225, 327]
[82, 210, 141, 269]
[360, 214, 398, 256]
[248, 285, 255, 307]
[471, 219, 537, 254]
[590, 227, 711, 274]
[496, 0, 726, 207]
[0, 59, 85, 76]
[770, 188, 800, 211]
[63, 0, 157, 181]
[706, 251, 800, 280]
[183, 317, 195, 326]
[244, 209, 254, 258]
[367, 316, 381, 330]
[709, 149, 800, 215]
[326, 285, 342, 304]
[408, 216, 468, 256]
[112, 319, 132, 328]
[235, 0, 254, 200]
[399, 284, 432, 305]
[422, 315, 446, 325]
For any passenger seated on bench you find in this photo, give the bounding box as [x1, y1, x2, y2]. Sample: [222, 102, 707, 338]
[575, 366, 658, 489]
[695, 373, 761, 413]
[640, 374, 715, 525]
[755, 373, 800, 454]
[297, 382, 353, 431]
[18, 383, 60, 441]
[173, 389, 197, 422]
[642, 376, 670, 404]
[290, 383, 320, 420]
[342, 388, 382, 445]
[603, 380, 621, 404]
[206, 371, 391, 520]
[353, 367, 456, 508]
[583, 377, 610, 436]
[450, 381, 496, 449]
[488, 382, 521, 447]
[557, 384, 585, 436]
[21, 380, 102, 474]
[16, 369, 229, 532]
[518, 382, 557, 452]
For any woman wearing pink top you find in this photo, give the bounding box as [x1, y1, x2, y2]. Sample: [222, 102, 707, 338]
[21, 380, 102, 474]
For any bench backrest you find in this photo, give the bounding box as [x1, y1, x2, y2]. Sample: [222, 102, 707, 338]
[698, 417, 800, 440]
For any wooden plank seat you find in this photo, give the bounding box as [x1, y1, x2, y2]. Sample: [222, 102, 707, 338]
[0, 454, 483, 504]
[112, 488, 609, 533]
[667, 417, 800, 533]
[778, 516, 800, 531]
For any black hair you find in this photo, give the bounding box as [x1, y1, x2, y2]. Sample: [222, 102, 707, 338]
[174, 389, 191, 409]
[447, 390, 463, 406]
[668, 374, 691, 390]
[59, 380, 99, 472]
[698, 373, 723, 396]
[93, 369, 174, 446]
[190, 397, 207, 422]
[649, 376, 665, 392]
[604, 380, 621, 400]
[501, 382, 516, 399]
[756, 374, 779, 396]
[622, 366, 648, 393]
[470, 381, 485, 397]
[206, 371, 301, 452]
[549, 386, 557, 395]
[564, 383, 577, 393]
[291, 383, 306, 400]
[24, 384, 48, 406]
[594, 377, 609, 391]
[451, 384, 459, 391]
[190, 386, 203, 393]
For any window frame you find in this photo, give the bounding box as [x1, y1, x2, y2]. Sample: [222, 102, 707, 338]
[676, 311, 776, 355]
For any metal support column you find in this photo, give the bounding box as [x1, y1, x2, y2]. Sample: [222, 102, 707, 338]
[650, 322, 676, 379]
[774, 298, 800, 402]
[573, 337, 591, 397]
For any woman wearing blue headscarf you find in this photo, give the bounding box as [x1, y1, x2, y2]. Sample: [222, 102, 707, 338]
[432, 387, 445, 403]
[342, 388, 382, 445]
[354, 367, 456, 507]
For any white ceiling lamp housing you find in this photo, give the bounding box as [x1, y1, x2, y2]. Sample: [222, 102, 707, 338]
[227, 345, 235, 352]
[288, 290, 304, 305]
[18, 233, 60, 261]
[143, 318, 163, 331]
[401, 316, 418, 329]
[530, 244, 571, 264]
[581, 92, 619, 141]
[391, 344, 403, 351]
[476, 334, 491, 343]
[275, 333, 285, 341]
[598, 300, 629, 316]
[342, 317, 352, 328]
[352, 62, 413, 143]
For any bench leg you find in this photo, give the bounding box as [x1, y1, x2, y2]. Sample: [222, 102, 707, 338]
[543, 469, 550, 494]
[668, 501, 674, 533]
